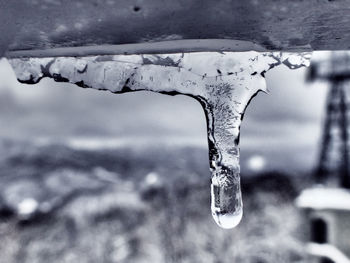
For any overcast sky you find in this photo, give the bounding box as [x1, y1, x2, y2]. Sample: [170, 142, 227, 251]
[0, 53, 330, 173]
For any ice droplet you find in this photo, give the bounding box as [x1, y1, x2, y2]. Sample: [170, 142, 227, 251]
[211, 164, 243, 228]
[7, 50, 311, 228]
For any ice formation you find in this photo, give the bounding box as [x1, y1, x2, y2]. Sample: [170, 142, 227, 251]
[8, 51, 311, 228]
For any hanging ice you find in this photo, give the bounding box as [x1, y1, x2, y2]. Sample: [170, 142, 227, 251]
[8, 51, 311, 229]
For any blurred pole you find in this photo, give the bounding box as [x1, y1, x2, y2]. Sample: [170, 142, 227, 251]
[316, 83, 338, 182]
[339, 82, 350, 188]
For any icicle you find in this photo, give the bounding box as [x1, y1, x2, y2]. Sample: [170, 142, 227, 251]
[8, 51, 311, 228]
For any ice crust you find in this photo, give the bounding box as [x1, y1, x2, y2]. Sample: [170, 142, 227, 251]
[9, 51, 311, 228]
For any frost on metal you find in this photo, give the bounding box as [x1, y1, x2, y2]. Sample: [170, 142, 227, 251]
[9, 51, 311, 229]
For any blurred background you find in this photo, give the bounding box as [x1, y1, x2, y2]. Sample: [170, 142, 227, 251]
[0, 52, 337, 263]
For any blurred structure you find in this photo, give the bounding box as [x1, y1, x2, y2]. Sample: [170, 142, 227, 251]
[297, 188, 350, 263]
[308, 52, 350, 188]
[297, 52, 350, 263]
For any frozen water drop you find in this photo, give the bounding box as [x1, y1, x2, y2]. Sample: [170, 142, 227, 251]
[211, 167, 243, 229]
[213, 209, 243, 229]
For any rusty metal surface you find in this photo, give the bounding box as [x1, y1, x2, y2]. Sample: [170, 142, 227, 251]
[1, 0, 350, 57]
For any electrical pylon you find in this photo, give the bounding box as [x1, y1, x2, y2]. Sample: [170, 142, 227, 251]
[308, 52, 350, 188]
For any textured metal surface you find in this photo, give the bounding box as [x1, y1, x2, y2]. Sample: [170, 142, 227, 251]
[1, 0, 350, 57]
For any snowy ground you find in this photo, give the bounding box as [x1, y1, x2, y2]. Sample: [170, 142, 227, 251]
[0, 138, 311, 263]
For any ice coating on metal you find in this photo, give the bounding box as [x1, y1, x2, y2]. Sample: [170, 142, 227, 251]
[8, 51, 311, 228]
